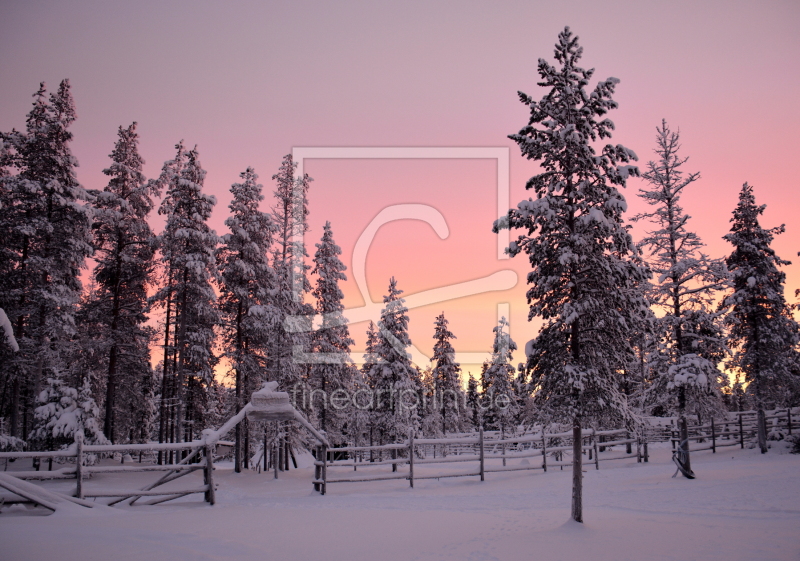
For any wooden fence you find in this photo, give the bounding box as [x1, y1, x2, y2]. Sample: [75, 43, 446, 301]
[313, 407, 800, 494]
[0, 433, 219, 507]
[312, 426, 645, 494]
[670, 408, 798, 453]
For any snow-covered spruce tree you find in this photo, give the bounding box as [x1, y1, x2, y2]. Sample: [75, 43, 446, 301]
[480, 317, 518, 435]
[633, 120, 728, 472]
[268, 154, 314, 462]
[370, 278, 418, 444]
[217, 167, 278, 472]
[309, 222, 357, 445]
[361, 320, 380, 445]
[153, 144, 220, 446]
[721, 183, 799, 453]
[31, 374, 108, 449]
[431, 313, 464, 435]
[495, 28, 649, 523]
[465, 373, 481, 430]
[83, 122, 158, 443]
[0, 81, 93, 443]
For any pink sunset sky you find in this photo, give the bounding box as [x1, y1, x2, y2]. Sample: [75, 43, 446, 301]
[1, 0, 799, 377]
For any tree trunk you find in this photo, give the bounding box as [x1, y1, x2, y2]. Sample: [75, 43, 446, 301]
[757, 407, 768, 454]
[571, 416, 583, 523]
[677, 386, 691, 476]
[157, 271, 173, 464]
[104, 344, 118, 443]
[234, 299, 244, 473]
[678, 414, 691, 474]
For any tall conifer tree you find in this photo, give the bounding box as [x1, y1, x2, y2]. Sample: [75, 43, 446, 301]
[309, 222, 356, 444]
[153, 144, 220, 447]
[217, 167, 278, 471]
[370, 278, 417, 443]
[431, 313, 463, 435]
[86, 122, 157, 443]
[496, 28, 649, 522]
[633, 120, 728, 473]
[0, 80, 94, 444]
[721, 183, 799, 453]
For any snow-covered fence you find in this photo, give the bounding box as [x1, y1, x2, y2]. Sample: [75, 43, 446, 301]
[0, 433, 220, 506]
[670, 408, 799, 454]
[312, 427, 650, 494]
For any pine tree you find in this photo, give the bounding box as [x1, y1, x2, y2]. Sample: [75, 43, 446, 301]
[0, 80, 93, 444]
[633, 120, 728, 473]
[721, 183, 799, 453]
[465, 374, 481, 430]
[480, 317, 518, 435]
[496, 28, 649, 522]
[370, 278, 417, 443]
[268, 154, 314, 459]
[83, 123, 158, 443]
[309, 222, 356, 444]
[431, 313, 463, 435]
[153, 144, 220, 448]
[217, 167, 278, 471]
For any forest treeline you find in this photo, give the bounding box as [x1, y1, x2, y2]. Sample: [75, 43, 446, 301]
[1, 32, 798, 481]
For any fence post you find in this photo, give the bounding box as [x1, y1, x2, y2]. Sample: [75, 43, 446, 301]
[75, 432, 84, 499]
[739, 414, 744, 449]
[479, 427, 485, 481]
[321, 444, 328, 496]
[711, 418, 716, 454]
[314, 445, 321, 493]
[408, 430, 415, 488]
[787, 409, 792, 436]
[593, 431, 599, 470]
[204, 444, 216, 505]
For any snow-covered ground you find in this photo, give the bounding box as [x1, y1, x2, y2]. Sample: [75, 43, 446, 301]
[1, 442, 798, 561]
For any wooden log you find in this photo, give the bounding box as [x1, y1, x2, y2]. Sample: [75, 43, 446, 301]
[109, 447, 203, 506]
[84, 487, 208, 498]
[204, 443, 216, 505]
[140, 492, 194, 506]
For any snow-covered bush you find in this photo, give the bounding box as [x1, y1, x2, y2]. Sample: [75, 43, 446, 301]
[30, 375, 109, 449]
[0, 433, 25, 452]
[787, 434, 800, 454]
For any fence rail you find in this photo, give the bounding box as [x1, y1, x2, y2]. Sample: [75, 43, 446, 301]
[312, 407, 800, 494]
[0, 434, 219, 506]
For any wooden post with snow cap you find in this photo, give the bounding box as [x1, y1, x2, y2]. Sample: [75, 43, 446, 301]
[75, 432, 84, 499]
[204, 441, 216, 505]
